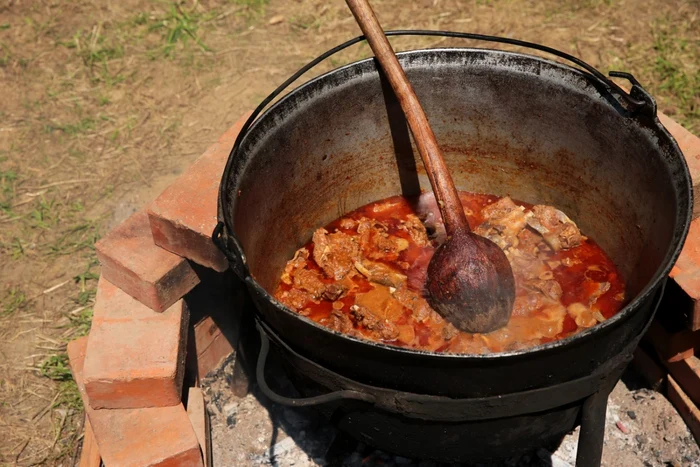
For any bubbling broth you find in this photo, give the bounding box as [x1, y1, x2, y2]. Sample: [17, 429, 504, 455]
[274, 192, 626, 354]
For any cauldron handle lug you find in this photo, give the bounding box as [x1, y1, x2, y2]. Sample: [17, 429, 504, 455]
[255, 322, 377, 407]
[608, 71, 657, 118]
[212, 221, 249, 280]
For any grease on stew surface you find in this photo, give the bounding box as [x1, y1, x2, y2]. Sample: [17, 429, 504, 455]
[275, 192, 626, 354]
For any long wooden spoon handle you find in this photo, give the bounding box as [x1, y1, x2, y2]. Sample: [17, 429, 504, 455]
[346, 0, 469, 235]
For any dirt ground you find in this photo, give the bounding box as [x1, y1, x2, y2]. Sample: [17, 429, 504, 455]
[0, 0, 698, 465]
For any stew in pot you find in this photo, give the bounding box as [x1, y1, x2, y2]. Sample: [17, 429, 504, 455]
[275, 192, 625, 354]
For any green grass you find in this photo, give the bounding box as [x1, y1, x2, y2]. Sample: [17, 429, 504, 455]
[68, 307, 93, 338]
[43, 117, 97, 136]
[2, 286, 26, 316]
[37, 354, 82, 415]
[73, 259, 99, 314]
[46, 221, 100, 257]
[0, 168, 17, 187]
[231, 0, 268, 8]
[231, 0, 269, 17]
[0, 169, 17, 214]
[61, 28, 124, 68]
[9, 238, 25, 259]
[148, 2, 213, 57]
[648, 18, 699, 131]
[30, 198, 58, 230]
[56, 380, 82, 410]
[36, 259, 98, 414]
[40, 354, 73, 381]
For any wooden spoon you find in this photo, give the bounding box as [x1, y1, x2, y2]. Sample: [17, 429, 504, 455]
[346, 0, 515, 333]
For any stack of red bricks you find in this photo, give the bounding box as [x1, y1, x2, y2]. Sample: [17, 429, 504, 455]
[69, 113, 251, 467]
[632, 113, 700, 445]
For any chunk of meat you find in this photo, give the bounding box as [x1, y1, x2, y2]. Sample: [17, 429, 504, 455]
[312, 228, 360, 280]
[369, 234, 409, 259]
[393, 287, 432, 322]
[509, 250, 549, 281]
[398, 214, 430, 247]
[517, 228, 544, 255]
[282, 250, 350, 301]
[280, 248, 310, 285]
[339, 218, 357, 230]
[354, 260, 407, 288]
[524, 278, 563, 301]
[292, 268, 326, 299]
[475, 197, 531, 250]
[323, 309, 356, 335]
[356, 217, 409, 260]
[512, 291, 548, 317]
[276, 288, 312, 311]
[412, 193, 446, 243]
[357, 217, 386, 241]
[350, 305, 399, 341]
[527, 205, 585, 251]
[323, 283, 348, 301]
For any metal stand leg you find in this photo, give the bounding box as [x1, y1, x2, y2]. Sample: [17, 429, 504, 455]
[575, 388, 608, 467]
[575, 374, 620, 467]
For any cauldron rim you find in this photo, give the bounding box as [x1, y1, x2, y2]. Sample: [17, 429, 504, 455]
[223, 46, 693, 361]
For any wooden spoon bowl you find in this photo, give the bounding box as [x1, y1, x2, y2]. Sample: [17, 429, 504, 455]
[427, 229, 515, 332]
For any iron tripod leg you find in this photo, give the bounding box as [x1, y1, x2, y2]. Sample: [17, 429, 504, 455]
[575, 371, 622, 467]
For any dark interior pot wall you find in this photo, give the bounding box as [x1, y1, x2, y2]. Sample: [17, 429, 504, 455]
[230, 49, 683, 305]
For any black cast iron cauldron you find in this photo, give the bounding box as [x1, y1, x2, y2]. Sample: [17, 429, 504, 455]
[214, 32, 692, 464]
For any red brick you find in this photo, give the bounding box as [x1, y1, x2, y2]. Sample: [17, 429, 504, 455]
[217, 114, 253, 147]
[79, 416, 101, 467]
[631, 346, 666, 390]
[669, 218, 700, 331]
[189, 316, 234, 380]
[658, 112, 700, 219]
[644, 319, 699, 363]
[148, 112, 252, 271]
[667, 375, 700, 445]
[186, 387, 211, 467]
[96, 210, 200, 312]
[666, 356, 700, 409]
[83, 278, 189, 409]
[661, 115, 700, 330]
[68, 337, 203, 467]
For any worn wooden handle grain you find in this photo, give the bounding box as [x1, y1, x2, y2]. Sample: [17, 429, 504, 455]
[345, 0, 469, 235]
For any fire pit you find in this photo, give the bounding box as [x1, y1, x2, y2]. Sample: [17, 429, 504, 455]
[214, 32, 692, 465]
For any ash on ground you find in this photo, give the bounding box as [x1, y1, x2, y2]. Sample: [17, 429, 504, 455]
[202, 354, 699, 467]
